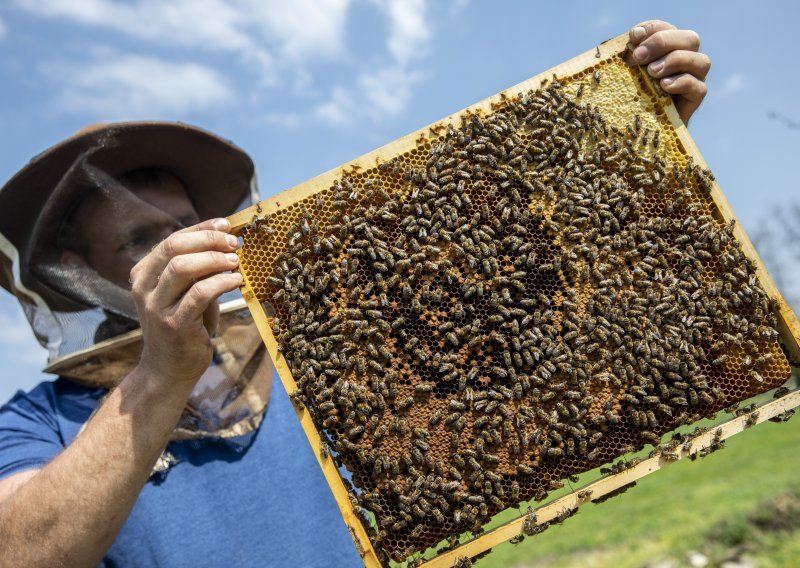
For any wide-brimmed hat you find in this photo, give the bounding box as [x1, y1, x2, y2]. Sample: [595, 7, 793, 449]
[0, 121, 255, 312]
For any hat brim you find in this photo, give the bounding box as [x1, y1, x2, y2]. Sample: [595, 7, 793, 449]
[0, 121, 255, 311]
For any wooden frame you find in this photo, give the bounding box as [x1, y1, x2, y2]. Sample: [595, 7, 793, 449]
[230, 31, 800, 567]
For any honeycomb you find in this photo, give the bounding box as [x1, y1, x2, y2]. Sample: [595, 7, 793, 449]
[234, 44, 791, 563]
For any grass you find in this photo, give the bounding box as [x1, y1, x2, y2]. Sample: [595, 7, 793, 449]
[472, 408, 800, 568]
[699, 487, 800, 567]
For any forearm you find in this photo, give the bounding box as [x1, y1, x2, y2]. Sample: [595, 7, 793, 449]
[0, 366, 194, 568]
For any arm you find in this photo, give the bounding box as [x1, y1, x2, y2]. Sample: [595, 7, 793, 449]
[628, 20, 712, 124]
[0, 218, 242, 568]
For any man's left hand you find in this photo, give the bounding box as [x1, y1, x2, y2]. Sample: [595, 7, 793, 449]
[628, 20, 711, 124]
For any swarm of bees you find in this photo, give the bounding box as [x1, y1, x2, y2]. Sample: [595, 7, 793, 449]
[240, 67, 790, 560]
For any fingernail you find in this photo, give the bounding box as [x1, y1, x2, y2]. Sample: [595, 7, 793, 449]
[649, 59, 664, 74]
[226, 253, 239, 264]
[633, 45, 648, 62]
[226, 235, 239, 247]
[631, 26, 646, 41]
[213, 218, 230, 231]
[662, 77, 675, 86]
[231, 272, 243, 283]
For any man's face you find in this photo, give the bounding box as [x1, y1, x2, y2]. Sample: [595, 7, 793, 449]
[63, 174, 200, 289]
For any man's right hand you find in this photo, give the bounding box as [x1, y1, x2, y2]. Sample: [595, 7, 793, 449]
[129, 217, 243, 387]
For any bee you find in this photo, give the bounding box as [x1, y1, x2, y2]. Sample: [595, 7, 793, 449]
[640, 430, 660, 444]
[445, 412, 463, 425]
[553, 506, 577, 524]
[712, 354, 729, 366]
[429, 410, 444, 427]
[347, 425, 364, 439]
[755, 353, 774, 366]
[397, 396, 414, 411]
[744, 411, 760, 428]
[521, 508, 539, 536]
[517, 463, 534, 475]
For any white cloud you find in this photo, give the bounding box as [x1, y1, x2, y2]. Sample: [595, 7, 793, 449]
[385, 0, 430, 65]
[14, 0, 359, 112]
[54, 53, 233, 118]
[16, 0, 437, 126]
[360, 66, 423, 118]
[0, 15, 6, 39]
[450, 0, 469, 15]
[14, 0, 352, 81]
[718, 72, 746, 98]
[243, 0, 350, 61]
[16, 0, 252, 50]
[594, 13, 615, 28]
[314, 65, 422, 126]
[313, 86, 354, 125]
[263, 111, 302, 129]
[313, 0, 432, 126]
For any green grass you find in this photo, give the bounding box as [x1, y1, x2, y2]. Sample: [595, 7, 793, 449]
[756, 534, 800, 568]
[472, 413, 800, 568]
[699, 486, 800, 567]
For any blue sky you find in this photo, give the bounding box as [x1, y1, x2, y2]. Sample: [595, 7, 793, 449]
[0, 1, 796, 402]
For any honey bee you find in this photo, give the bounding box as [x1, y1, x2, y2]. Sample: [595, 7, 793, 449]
[517, 463, 533, 475]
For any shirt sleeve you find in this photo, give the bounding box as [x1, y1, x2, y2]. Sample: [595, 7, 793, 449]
[0, 386, 65, 481]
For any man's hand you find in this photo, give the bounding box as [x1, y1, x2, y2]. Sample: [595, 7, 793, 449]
[628, 20, 711, 124]
[129, 217, 242, 387]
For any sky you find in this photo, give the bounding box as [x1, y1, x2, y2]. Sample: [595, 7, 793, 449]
[0, 0, 797, 402]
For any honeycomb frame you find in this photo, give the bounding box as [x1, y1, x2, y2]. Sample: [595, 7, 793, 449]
[230, 32, 800, 567]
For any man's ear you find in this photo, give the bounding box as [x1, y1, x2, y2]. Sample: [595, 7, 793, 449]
[60, 249, 88, 269]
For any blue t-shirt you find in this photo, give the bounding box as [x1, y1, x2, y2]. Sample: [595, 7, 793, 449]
[0, 375, 361, 567]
